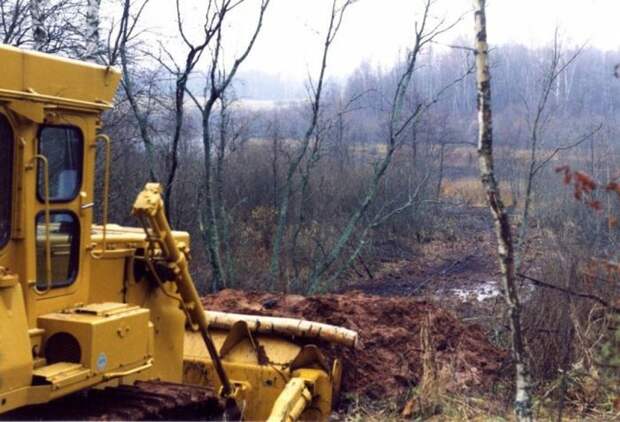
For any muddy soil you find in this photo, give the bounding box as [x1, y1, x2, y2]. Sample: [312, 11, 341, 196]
[202, 290, 508, 401]
[344, 231, 499, 298]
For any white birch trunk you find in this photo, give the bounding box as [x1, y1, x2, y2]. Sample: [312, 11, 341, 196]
[205, 311, 358, 347]
[29, 0, 46, 51]
[84, 0, 101, 61]
[472, 1, 534, 420]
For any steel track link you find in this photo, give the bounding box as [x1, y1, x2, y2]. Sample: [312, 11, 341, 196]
[2, 381, 228, 421]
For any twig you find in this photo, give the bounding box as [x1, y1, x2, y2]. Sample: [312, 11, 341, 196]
[517, 272, 620, 312]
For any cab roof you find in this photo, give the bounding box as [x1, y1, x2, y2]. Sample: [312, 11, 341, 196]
[0, 44, 121, 113]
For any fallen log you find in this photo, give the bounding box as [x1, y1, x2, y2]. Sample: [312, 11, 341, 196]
[205, 310, 359, 347]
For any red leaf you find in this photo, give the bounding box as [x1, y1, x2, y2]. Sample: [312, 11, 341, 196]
[588, 200, 602, 211]
[575, 171, 597, 192]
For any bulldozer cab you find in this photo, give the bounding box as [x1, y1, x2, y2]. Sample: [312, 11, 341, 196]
[0, 45, 119, 322]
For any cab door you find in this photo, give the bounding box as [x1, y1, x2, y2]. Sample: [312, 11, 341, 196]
[33, 115, 94, 314]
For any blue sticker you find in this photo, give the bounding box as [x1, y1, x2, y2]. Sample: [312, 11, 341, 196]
[96, 352, 108, 371]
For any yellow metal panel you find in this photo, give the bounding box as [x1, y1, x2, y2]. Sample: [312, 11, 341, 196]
[0, 385, 51, 414]
[185, 328, 303, 365]
[137, 289, 186, 383]
[88, 253, 128, 304]
[32, 362, 91, 390]
[0, 44, 120, 110]
[0, 270, 17, 288]
[0, 46, 22, 90]
[75, 302, 137, 316]
[7, 101, 45, 123]
[184, 357, 333, 421]
[0, 281, 33, 394]
[38, 304, 151, 374]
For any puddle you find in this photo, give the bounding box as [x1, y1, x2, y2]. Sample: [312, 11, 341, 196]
[450, 281, 501, 302]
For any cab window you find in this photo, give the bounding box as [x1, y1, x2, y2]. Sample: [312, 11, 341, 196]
[37, 126, 83, 202]
[0, 114, 14, 249]
[36, 211, 80, 289]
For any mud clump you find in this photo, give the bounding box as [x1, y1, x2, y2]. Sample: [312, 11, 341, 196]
[203, 290, 507, 400]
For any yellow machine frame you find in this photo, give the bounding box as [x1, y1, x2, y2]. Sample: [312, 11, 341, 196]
[0, 44, 356, 420]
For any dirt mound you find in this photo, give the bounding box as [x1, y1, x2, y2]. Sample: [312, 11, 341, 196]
[203, 290, 507, 400]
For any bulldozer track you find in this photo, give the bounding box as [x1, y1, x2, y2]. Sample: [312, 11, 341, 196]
[2, 381, 227, 421]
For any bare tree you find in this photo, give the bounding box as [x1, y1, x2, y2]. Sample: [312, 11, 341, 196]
[107, 0, 270, 292]
[152, 0, 237, 217]
[112, 0, 157, 182]
[472, 1, 533, 419]
[186, 0, 270, 291]
[1, 0, 30, 45]
[302, 0, 467, 292]
[269, 0, 355, 287]
[515, 30, 601, 268]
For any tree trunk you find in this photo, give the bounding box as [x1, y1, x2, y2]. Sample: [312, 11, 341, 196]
[29, 0, 46, 50]
[216, 96, 233, 286]
[205, 311, 358, 347]
[118, 0, 157, 183]
[271, 125, 280, 209]
[472, 1, 533, 420]
[201, 103, 226, 292]
[436, 142, 445, 200]
[84, 0, 101, 61]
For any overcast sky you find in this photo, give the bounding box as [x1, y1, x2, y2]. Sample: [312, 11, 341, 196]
[121, 0, 620, 81]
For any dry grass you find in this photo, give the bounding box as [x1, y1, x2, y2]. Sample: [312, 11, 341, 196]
[349, 143, 389, 158]
[441, 177, 515, 207]
[341, 313, 512, 421]
[341, 392, 511, 421]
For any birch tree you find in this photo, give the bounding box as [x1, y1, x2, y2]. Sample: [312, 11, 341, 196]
[472, 1, 533, 419]
[21, 0, 83, 53]
[83, 0, 101, 60]
[29, 0, 45, 49]
[1, 1, 103, 55]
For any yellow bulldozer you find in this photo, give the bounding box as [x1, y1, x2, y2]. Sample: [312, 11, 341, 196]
[0, 44, 357, 421]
